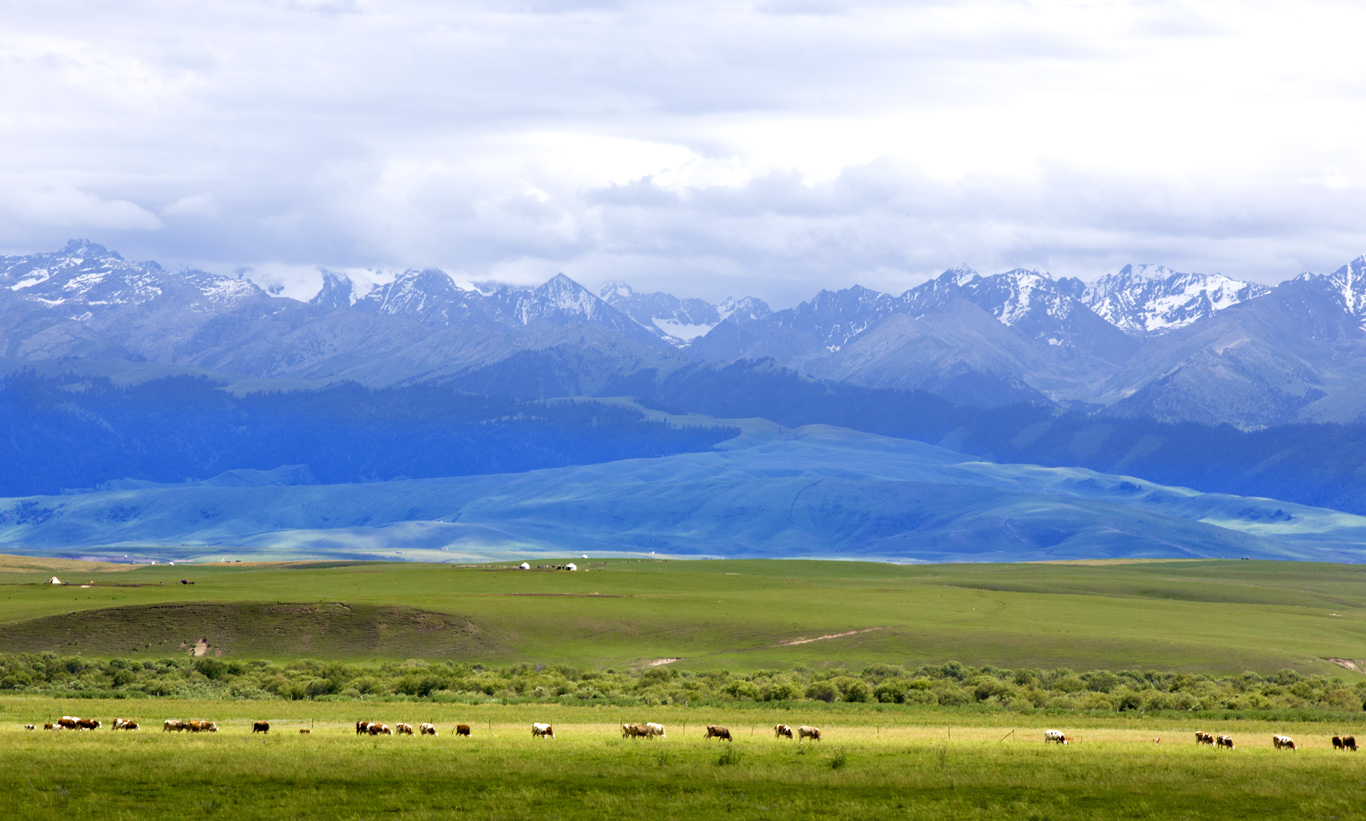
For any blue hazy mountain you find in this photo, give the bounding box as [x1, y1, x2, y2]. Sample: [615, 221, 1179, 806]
[1, 421, 1360, 564]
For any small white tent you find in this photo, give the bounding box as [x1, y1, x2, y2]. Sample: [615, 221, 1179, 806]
[565, 563, 577, 571]
[47, 577, 62, 585]
[518, 562, 530, 570]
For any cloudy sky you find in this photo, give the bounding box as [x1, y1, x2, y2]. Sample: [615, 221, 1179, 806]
[3, 0, 1365, 305]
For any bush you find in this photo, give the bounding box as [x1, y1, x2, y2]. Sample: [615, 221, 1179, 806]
[806, 681, 839, 703]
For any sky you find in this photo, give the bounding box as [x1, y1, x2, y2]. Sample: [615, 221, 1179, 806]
[2, 0, 1366, 306]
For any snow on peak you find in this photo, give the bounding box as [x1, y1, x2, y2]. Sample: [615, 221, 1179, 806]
[600, 281, 634, 300]
[940, 264, 979, 286]
[1082, 264, 1268, 335]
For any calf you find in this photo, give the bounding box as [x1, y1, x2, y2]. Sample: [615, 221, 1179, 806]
[252, 721, 270, 734]
[420, 723, 438, 736]
[368, 723, 392, 736]
[395, 723, 414, 736]
[455, 724, 471, 737]
[704, 725, 733, 742]
[1045, 729, 1067, 745]
[1217, 735, 1234, 750]
[1273, 735, 1297, 751]
[798, 726, 822, 742]
[43, 723, 58, 731]
[532, 723, 555, 739]
[23, 724, 35, 731]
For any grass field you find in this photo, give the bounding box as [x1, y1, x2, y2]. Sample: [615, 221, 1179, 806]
[0, 556, 1364, 675]
[1, 697, 1363, 819]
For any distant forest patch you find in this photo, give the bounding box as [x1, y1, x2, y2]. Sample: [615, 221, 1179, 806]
[0, 372, 738, 495]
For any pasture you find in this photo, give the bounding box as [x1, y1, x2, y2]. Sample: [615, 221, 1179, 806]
[0, 556, 1364, 675]
[0, 698, 1363, 819]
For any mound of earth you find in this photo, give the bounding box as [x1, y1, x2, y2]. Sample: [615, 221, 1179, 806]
[0, 602, 501, 659]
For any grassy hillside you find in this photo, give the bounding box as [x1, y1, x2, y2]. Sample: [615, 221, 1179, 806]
[1, 557, 1364, 676]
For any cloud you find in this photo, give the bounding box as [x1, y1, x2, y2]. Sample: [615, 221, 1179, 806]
[0, 1, 1364, 305]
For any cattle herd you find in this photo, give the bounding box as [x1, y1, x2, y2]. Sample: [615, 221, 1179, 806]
[17, 716, 1359, 752]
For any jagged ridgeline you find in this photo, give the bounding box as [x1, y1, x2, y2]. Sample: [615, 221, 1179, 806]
[0, 373, 738, 495]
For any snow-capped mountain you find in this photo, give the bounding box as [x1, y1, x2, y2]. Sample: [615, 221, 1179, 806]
[355, 269, 498, 329]
[600, 282, 772, 346]
[1082, 264, 1270, 336]
[0, 239, 261, 317]
[1290, 255, 1366, 325]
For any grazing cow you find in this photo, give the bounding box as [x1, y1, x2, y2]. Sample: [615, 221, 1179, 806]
[112, 718, 134, 730]
[1044, 729, 1067, 745]
[645, 722, 666, 738]
[798, 726, 822, 742]
[1195, 732, 1214, 745]
[395, 723, 414, 736]
[420, 723, 438, 736]
[23, 724, 35, 731]
[455, 724, 471, 737]
[622, 723, 651, 739]
[43, 723, 58, 731]
[1217, 735, 1234, 750]
[1153, 738, 1161, 745]
[1344, 736, 1358, 751]
[1273, 735, 1297, 751]
[1334, 735, 1344, 750]
[299, 729, 311, 734]
[356, 720, 372, 736]
[705, 725, 733, 742]
[58, 717, 79, 730]
[187, 720, 218, 733]
[163, 719, 185, 732]
[368, 723, 392, 736]
[532, 723, 555, 739]
[775, 724, 794, 739]
[252, 721, 270, 734]
[76, 718, 101, 731]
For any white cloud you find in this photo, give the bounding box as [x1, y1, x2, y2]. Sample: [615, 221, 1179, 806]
[0, 0, 1364, 304]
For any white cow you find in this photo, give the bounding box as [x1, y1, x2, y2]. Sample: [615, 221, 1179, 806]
[532, 723, 555, 739]
[419, 723, 438, 736]
[1044, 729, 1067, 745]
[1273, 735, 1297, 751]
[645, 722, 666, 738]
[798, 726, 822, 742]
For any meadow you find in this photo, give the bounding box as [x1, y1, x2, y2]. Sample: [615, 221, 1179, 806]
[1, 698, 1364, 819]
[0, 555, 1364, 675]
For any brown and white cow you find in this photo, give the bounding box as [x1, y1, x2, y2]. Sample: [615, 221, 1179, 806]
[356, 720, 372, 736]
[622, 723, 651, 739]
[395, 723, 414, 736]
[187, 720, 218, 733]
[775, 724, 794, 739]
[368, 723, 392, 736]
[456, 724, 471, 737]
[798, 726, 822, 742]
[57, 716, 79, 730]
[419, 723, 438, 736]
[1217, 735, 1234, 750]
[1273, 735, 1296, 751]
[23, 724, 35, 731]
[252, 721, 270, 734]
[1045, 729, 1067, 745]
[112, 718, 135, 730]
[645, 722, 666, 738]
[532, 723, 555, 739]
[704, 725, 733, 742]
[76, 718, 101, 731]
[1195, 731, 1214, 745]
[43, 723, 59, 731]
[163, 719, 185, 732]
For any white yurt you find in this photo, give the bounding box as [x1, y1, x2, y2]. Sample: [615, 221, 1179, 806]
[518, 562, 530, 570]
[565, 563, 577, 571]
[47, 576, 62, 585]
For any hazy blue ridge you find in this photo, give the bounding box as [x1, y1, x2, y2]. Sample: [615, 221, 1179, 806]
[2, 422, 1361, 564]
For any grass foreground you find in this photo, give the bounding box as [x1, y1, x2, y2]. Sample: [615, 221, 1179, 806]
[1, 698, 1364, 819]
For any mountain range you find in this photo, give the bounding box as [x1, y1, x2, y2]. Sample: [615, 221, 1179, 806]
[7, 239, 1366, 428]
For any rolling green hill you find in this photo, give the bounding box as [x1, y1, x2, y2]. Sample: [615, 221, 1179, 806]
[2, 557, 1364, 677]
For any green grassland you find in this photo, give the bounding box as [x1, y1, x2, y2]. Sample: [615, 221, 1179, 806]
[1, 556, 1365, 675]
[1, 698, 1364, 819]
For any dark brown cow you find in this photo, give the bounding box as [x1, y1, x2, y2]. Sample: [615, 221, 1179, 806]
[299, 729, 311, 734]
[455, 724, 471, 737]
[704, 725, 733, 742]
[1334, 735, 1344, 750]
[1345, 736, 1358, 751]
[57, 716, 79, 730]
[252, 721, 270, 734]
